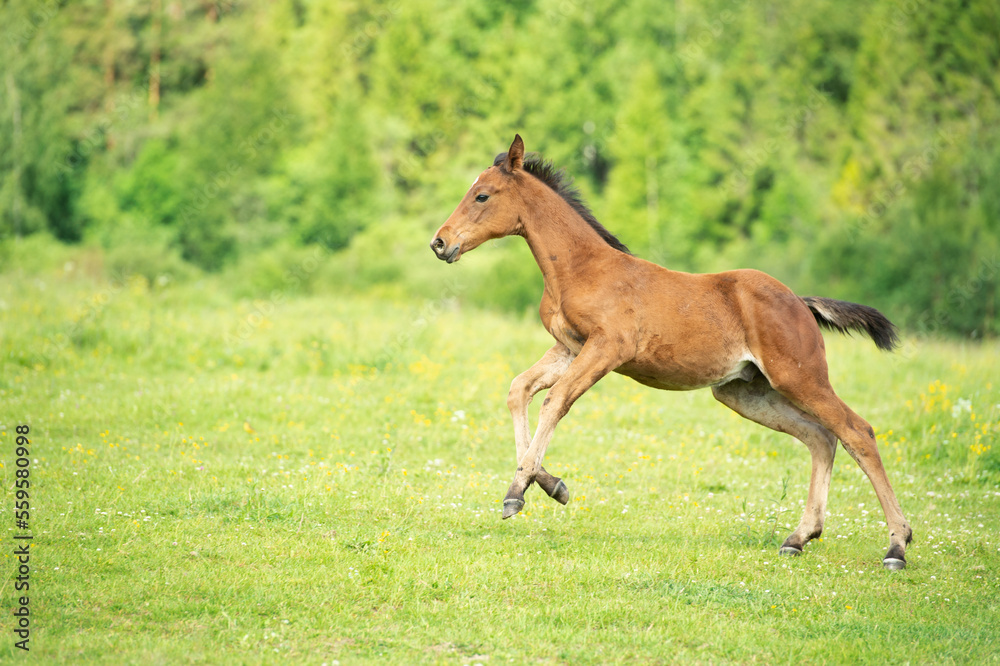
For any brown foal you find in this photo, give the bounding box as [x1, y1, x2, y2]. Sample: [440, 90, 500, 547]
[430, 135, 912, 569]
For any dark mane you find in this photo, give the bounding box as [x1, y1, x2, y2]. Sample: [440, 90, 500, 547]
[493, 152, 632, 255]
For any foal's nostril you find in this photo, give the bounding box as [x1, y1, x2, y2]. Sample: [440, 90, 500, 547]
[431, 238, 445, 252]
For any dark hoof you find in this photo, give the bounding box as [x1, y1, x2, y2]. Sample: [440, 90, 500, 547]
[548, 479, 569, 505]
[883, 557, 906, 570]
[502, 498, 524, 519]
[779, 545, 803, 557]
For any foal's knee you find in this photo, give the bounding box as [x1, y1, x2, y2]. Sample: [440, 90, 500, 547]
[507, 377, 530, 413]
[506, 388, 521, 414]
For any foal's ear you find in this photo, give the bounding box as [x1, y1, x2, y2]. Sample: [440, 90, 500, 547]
[504, 134, 524, 172]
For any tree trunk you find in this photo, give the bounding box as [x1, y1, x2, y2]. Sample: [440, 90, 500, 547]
[646, 154, 660, 259]
[104, 0, 116, 149]
[6, 70, 23, 238]
[149, 0, 161, 121]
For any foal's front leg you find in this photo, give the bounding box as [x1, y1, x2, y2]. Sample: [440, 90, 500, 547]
[503, 338, 623, 519]
[507, 344, 576, 505]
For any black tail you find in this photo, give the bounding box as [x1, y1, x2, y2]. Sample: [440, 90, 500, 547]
[802, 296, 900, 352]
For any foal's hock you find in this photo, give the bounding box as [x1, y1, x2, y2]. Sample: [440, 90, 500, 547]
[430, 134, 912, 569]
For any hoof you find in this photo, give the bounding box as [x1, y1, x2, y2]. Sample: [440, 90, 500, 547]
[883, 557, 906, 570]
[779, 545, 803, 557]
[502, 498, 525, 519]
[549, 479, 570, 505]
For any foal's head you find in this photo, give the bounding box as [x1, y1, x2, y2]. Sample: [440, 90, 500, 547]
[430, 134, 527, 263]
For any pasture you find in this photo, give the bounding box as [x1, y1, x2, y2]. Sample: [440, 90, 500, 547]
[2, 256, 999, 664]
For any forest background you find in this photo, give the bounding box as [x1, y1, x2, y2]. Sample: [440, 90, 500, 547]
[2, 0, 999, 336]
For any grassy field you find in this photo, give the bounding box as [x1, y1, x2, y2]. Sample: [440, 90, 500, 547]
[1, 253, 999, 664]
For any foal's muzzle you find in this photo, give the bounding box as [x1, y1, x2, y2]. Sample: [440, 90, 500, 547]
[430, 237, 461, 263]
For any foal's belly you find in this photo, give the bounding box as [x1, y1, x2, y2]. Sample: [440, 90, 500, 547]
[615, 355, 759, 391]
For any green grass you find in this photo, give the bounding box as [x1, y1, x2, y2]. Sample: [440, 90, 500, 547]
[1, 258, 999, 664]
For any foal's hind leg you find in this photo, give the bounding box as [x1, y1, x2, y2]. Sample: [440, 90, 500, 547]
[507, 344, 575, 505]
[760, 348, 913, 569]
[713, 373, 838, 554]
[783, 384, 913, 569]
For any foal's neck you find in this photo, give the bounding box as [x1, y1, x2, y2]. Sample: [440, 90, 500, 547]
[518, 178, 619, 303]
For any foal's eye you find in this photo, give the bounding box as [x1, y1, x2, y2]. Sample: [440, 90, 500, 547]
[475, 194, 490, 203]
